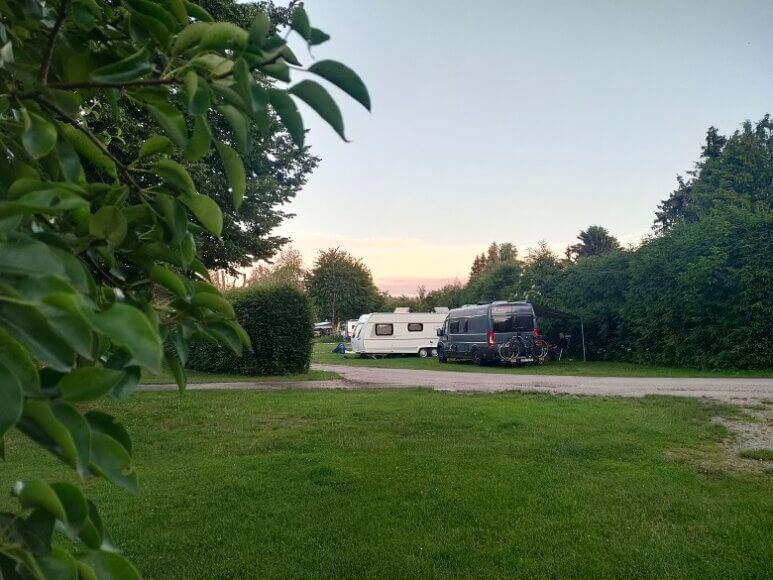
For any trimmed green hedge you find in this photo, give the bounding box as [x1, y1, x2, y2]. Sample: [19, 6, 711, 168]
[187, 284, 314, 375]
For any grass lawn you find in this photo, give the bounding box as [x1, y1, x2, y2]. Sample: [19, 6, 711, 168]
[2, 390, 773, 578]
[313, 343, 773, 378]
[141, 367, 339, 385]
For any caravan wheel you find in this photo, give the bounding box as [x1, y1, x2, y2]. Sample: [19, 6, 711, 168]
[418, 348, 429, 358]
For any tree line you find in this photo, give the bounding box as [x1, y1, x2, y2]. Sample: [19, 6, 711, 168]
[248, 117, 772, 370]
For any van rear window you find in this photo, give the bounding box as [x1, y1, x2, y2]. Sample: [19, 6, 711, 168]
[491, 307, 533, 333]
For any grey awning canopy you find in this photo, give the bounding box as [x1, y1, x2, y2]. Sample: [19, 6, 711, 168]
[531, 304, 579, 320]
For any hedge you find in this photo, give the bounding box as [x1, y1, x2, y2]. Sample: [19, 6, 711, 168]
[187, 284, 314, 375]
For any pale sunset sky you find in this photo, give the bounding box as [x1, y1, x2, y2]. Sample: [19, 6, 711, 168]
[275, 0, 772, 295]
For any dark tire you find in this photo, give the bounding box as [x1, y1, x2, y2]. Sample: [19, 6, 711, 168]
[437, 346, 447, 363]
[472, 349, 484, 366]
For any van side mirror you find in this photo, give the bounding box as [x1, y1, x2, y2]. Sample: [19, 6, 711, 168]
[436, 328, 443, 337]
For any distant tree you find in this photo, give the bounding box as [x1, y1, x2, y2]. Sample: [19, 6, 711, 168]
[306, 248, 379, 326]
[499, 242, 518, 262]
[521, 241, 563, 300]
[469, 253, 488, 278]
[486, 242, 500, 266]
[566, 226, 621, 260]
[465, 261, 522, 303]
[423, 282, 467, 309]
[654, 116, 773, 232]
[247, 246, 306, 289]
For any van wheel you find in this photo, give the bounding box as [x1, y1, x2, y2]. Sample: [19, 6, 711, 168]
[418, 348, 429, 358]
[437, 346, 447, 363]
[472, 349, 484, 366]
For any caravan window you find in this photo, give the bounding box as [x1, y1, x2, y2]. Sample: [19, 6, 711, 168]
[491, 306, 534, 333]
[375, 323, 393, 336]
[407, 323, 423, 332]
[355, 324, 364, 338]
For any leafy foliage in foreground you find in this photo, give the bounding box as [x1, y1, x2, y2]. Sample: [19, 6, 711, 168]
[188, 284, 314, 375]
[0, 0, 368, 576]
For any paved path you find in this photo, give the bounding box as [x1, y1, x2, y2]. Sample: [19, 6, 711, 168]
[311, 364, 773, 404]
[144, 364, 773, 404]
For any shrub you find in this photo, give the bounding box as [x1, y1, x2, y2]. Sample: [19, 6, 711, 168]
[188, 285, 314, 375]
[624, 209, 773, 369]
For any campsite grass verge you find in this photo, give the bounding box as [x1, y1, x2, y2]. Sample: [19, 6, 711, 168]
[141, 367, 339, 385]
[2, 390, 772, 578]
[313, 343, 773, 378]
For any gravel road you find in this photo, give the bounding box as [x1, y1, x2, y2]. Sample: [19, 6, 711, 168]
[310, 364, 773, 404]
[144, 364, 773, 405]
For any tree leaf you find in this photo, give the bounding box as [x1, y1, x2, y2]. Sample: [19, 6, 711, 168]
[138, 135, 173, 160]
[309, 27, 330, 46]
[164, 350, 186, 392]
[90, 49, 151, 82]
[21, 109, 57, 160]
[56, 366, 129, 402]
[216, 105, 249, 154]
[0, 236, 68, 278]
[289, 80, 347, 140]
[84, 411, 132, 455]
[184, 71, 210, 116]
[291, 6, 311, 40]
[150, 159, 196, 194]
[215, 142, 245, 209]
[145, 103, 187, 148]
[199, 22, 248, 51]
[180, 193, 223, 236]
[0, 362, 23, 438]
[191, 292, 235, 318]
[50, 482, 88, 529]
[89, 206, 127, 246]
[59, 124, 117, 178]
[308, 59, 370, 111]
[17, 480, 67, 522]
[267, 89, 304, 148]
[0, 301, 75, 372]
[185, 115, 211, 162]
[77, 551, 141, 580]
[88, 431, 137, 492]
[150, 265, 188, 297]
[85, 303, 163, 373]
[56, 137, 85, 183]
[184, 0, 213, 22]
[172, 22, 210, 55]
[248, 12, 270, 48]
[0, 327, 40, 396]
[39, 547, 79, 580]
[50, 402, 92, 474]
[18, 401, 78, 467]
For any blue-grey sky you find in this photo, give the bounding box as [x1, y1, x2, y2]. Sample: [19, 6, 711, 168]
[278, 0, 772, 293]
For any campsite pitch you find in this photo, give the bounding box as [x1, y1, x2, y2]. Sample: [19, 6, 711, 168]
[2, 390, 771, 579]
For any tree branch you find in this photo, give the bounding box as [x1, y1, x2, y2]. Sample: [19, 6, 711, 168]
[38, 0, 72, 83]
[34, 94, 142, 191]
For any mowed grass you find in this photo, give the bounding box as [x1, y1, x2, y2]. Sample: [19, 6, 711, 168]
[142, 367, 339, 384]
[314, 343, 773, 378]
[2, 390, 773, 578]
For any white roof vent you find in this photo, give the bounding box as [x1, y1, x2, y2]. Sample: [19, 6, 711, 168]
[393, 307, 411, 313]
[433, 307, 449, 313]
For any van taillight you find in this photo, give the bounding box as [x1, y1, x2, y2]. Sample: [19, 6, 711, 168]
[533, 328, 539, 337]
[488, 330, 495, 348]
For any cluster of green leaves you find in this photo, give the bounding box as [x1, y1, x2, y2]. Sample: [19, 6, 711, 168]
[0, 0, 368, 576]
[187, 283, 313, 376]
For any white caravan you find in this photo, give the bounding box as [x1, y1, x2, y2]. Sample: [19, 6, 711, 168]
[351, 308, 449, 357]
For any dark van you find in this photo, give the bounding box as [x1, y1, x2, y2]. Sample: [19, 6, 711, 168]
[436, 301, 540, 365]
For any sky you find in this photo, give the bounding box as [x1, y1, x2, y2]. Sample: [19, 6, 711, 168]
[276, 0, 773, 294]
